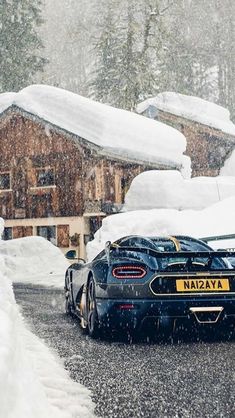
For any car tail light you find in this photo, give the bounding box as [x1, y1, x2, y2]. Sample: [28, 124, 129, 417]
[112, 265, 147, 279]
[117, 304, 136, 310]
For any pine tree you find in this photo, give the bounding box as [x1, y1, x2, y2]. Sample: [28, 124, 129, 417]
[138, 0, 175, 98]
[117, 0, 140, 110]
[90, 0, 168, 110]
[0, 0, 47, 92]
[159, 0, 218, 99]
[214, 0, 235, 120]
[90, 0, 122, 104]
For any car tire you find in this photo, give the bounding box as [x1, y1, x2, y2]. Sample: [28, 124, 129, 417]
[86, 278, 100, 338]
[65, 274, 74, 316]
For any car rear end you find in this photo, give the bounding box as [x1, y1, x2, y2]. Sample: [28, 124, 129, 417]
[95, 249, 235, 335]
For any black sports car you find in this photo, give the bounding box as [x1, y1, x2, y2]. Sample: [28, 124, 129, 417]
[64, 235, 235, 338]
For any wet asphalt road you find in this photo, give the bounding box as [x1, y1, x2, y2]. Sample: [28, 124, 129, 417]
[14, 284, 235, 418]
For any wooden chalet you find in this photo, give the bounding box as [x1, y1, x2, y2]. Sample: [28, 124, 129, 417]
[137, 93, 235, 177]
[0, 87, 182, 258]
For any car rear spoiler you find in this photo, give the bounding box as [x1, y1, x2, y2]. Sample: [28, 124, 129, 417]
[200, 233, 235, 244]
[109, 244, 235, 259]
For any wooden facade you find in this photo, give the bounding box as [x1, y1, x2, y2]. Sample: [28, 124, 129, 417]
[140, 108, 235, 177]
[0, 106, 177, 256]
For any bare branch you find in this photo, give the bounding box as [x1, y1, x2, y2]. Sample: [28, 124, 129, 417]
[159, 2, 175, 16]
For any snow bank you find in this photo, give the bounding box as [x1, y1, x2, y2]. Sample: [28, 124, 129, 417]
[220, 149, 235, 176]
[0, 236, 69, 288]
[86, 196, 235, 260]
[124, 170, 235, 211]
[0, 85, 189, 173]
[137, 92, 235, 136]
[0, 252, 94, 418]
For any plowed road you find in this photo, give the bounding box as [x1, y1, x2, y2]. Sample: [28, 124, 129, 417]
[14, 284, 235, 418]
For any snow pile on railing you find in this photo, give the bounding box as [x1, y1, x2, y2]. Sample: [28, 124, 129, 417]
[124, 170, 235, 211]
[0, 85, 190, 175]
[86, 196, 235, 261]
[1, 236, 69, 287]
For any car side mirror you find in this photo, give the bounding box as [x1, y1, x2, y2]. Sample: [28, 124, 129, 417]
[65, 250, 86, 264]
[65, 250, 77, 260]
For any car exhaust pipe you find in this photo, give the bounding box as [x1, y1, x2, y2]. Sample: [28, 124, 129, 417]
[190, 306, 224, 324]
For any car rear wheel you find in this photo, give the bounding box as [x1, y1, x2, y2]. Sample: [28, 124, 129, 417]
[65, 274, 74, 315]
[86, 278, 100, 338]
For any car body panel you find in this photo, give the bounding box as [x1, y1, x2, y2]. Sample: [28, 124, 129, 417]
[65, 235, 235, 334]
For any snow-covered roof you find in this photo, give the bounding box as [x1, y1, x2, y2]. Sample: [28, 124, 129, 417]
[137, 92, 235, 137]
[0, 85, 189, 172]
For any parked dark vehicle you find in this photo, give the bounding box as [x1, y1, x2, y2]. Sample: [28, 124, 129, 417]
[64, 235, 235, 338]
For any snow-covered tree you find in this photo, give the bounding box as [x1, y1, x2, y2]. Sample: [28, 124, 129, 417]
[90, 0, 122, 104]
[0, 0, 46, 92]
[213, 0, 235, 120]
[37, 0, 235, 120]
[116, 0, 140, 110]
[38, 0, 95, 96]
[91, 0, 172, 110]
[158, 0, 218, 99]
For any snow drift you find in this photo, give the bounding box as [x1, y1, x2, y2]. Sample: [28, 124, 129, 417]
[87, 196, 235, 261]
[0, 272, 95, 418]
[0, 282, 95, 418]
[124, 170, 235, 211]
[0, 221, 95, 418]
[0, 85, 190, 175]
[220, 149, 235, 176]
[1, 235, 69, 287]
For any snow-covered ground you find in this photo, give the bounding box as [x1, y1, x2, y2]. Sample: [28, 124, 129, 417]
[1, 162, 235, 415]
[124, 170, 235, 211]
[0, 221, 95, 418]
[87, 196, 235, 261]
[0, 85, 190, 175]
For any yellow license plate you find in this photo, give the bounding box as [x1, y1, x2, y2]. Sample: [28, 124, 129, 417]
[176, 278, 230, 292]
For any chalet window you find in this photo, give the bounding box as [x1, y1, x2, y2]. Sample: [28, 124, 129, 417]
[37, 225, 56, 245]
[36, 168, 55, 187]
[0, 172, 11, 190]
[31, 194, 53, 218]
[0, 194, 13, 218]
[2, 227, 12, 240]
[89, 216, 102, 237]
[146, 105, 158, 119]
